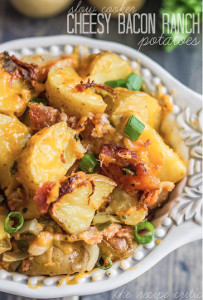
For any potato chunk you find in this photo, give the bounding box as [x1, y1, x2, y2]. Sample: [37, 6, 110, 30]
[18, 242, 89, 276]
[106, 188, 147, 226]
[17, 122, 85, 194]
[46, 66, 106, 117]
[110, 88, 161, 130]
[51, 173, 116, 234]
[78, 52, 132, 83]
[124, 116, 187, 183]
[138, 123, 187, 183]
[0, 114, 30, 189]
[0, 61, 41, 117]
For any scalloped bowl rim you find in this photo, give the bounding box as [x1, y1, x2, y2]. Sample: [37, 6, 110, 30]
[0, 35, 202, 298]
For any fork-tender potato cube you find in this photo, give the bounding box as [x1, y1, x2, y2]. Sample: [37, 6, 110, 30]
[0, 63, 40, 117]
[46, 66, 106, 117]
[51, 173, 116, 234]
[17, 122, 86, 194]
[0, 113, 30, 189]
[138, 123, 187, 183]
[18, 242, 90, 276]
[106, 188, 147, 226]
[110, 88, 161, 130]
[78, 52, 132, 83]
[124, 115, 187, 183]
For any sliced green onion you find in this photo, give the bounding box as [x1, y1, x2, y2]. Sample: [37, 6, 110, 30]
[104, 72, 143, 91]
[124, 115, 145, 141]
[4, 212, 24, 234]
[135, 221, 154, 244]
[96, 254, 112, 270]
[104, 79, 127, 88]
[126, 73, 143, 91]
[79, 154, 98, 174]
[29, 97, 48, 106]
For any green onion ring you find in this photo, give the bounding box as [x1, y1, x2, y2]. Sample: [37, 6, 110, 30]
[4, 212, 24, 234]
[96, 254, 112, 270]
[135, 221, 154, 244]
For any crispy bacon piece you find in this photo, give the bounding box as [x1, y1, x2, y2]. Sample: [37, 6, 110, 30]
[103, 224, 120, 239]
[7, 187, 27, 211]
[29, 103, 67, 132]
[99, 145, 160, 191]
[58, 172, 86, 198]
[33, 182, 56, 214]
[78, 226, 103, 245]
[115, 227, 134, 244]
[103, 226, 135, 259]
[1, 51, 39, 84]
[21, 259, 31, 272]
[145, 181, 175, 208]
[65, 225, 133, 248]
[75, 78, 115, 94]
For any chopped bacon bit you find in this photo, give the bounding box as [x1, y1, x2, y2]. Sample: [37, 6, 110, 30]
[93, 83, 116, 94]
[103, 224, 120, 239]
[67, 116, 78, 129]
[59, 172, 85, 198]
[22, 259, 30, 272]
[75, 78, 115, 94]
[144, 139, 151, 148]
[99, 144, 160, 191]
[78, 226, 103, 245]
[75, 78, 94, 91]
[7, 187, 27, 211]
[115, 227, 134, 244]
[33, 182, 56, 214]
[60, 150, 66, 164]
[1, 52, 39, 85]
[146, 181, 175, 208]
[29, 103, 67, 132]
[88, 180, 95, 205]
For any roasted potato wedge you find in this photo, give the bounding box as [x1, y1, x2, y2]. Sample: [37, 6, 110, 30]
[138, 123, 187, 183]
[78, 52, 132, 83]
[0, 57, 42, 116]
[51, 173, 116, 234]
[110, 88, 161, 130]
[18, 242, 89, 276]
[124, 116, 187, 183]
[106, 188, 147, 226]
[17, 122, 85, 194]
[0, 113, 30, 189]
[99, 238, 137, 261]
[21, 51, 80, 81]
[46, 66, 106, 117]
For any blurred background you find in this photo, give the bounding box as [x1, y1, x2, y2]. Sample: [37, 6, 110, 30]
[0, 0, 202, 299]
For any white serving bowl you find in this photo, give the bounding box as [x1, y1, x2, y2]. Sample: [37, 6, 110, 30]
[0, 35, 202, 298]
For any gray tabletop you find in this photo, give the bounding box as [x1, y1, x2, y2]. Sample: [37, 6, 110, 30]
[0, 0, 202, 299]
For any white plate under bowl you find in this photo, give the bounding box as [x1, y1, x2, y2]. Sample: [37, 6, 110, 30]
[0, 35, 202, 298]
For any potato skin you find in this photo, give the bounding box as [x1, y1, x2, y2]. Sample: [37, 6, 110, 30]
[51, 173, 116, 234]
[99, 239, 137, 261]
[111, 88, 161, 130]
[18, 242, 89, 276]
[17, 122, 85, 194]
[46, 66, 106, 117]
[0, 63, 41, 117]
[0, 113, 30, 189]
[78, 52, 132, 83]
[138, 123, 187, 183]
